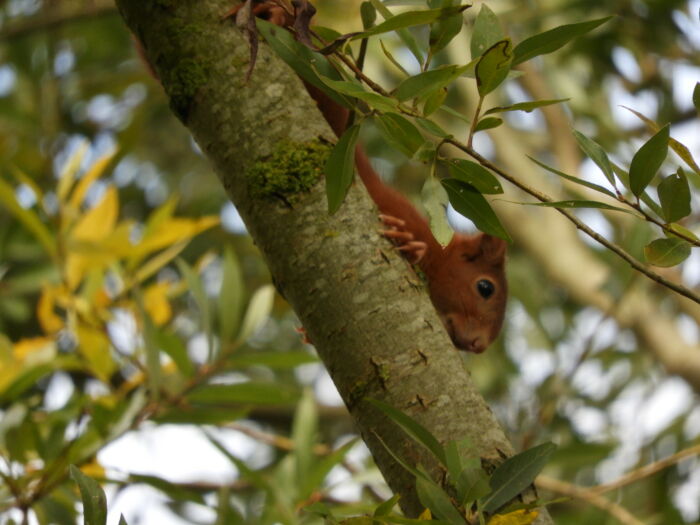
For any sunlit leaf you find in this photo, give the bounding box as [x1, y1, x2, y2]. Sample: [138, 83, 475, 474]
[442, 179, 511, 241]
[57, 142, 88, 204]
[483, 442, 556, 514]
[218, 246, 245, 344]
[37, 285, 64, 334]
[238, 284, 275, 342]
[512, 17, 613, 66]
[326, 124, 360, 214]
[76, 323, 116, 383]
[629, 124, 670, 196]
[70, 186, 118, 242]
[68, 150, 117, 211]
[644, 237, 692, 267]
[486, 509, 539, 525]
[143, 282, 172, 326]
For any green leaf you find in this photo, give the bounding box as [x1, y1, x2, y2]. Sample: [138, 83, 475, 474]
[374, 494, 401, 517]
[293, 388, 317, 490]
[621, 105, 700, 176]
[152, 329, 193, 376]
[229, 350, 318, 369]
[370, 0, 424, 63]
[527, 156, 616, 198]
[356, 5, 468, 40]
[218, 246, 244, 344]
[238, 284, 275, 342]
[644, 238, 692, 267]
[512, 17, 613, 66]
[521, 200, 634, 214]
[693, 82, 699, 112]
[155, 406, 249, 425]
[483, 442, 556, 514]
[457, 459, 491, 506]
[476, 39, 513, 96]
[447, 159, 502, 194]
[422, 87, 448, 116]
[474, 117, 503, 132]
[0, 177, 57, 258]
[317, 75, 398, 113]
[304, 438, 359, 499]
[429, 5, 464, 55]
[176, 259, 212, 357]
[629, 124, 670, 197]
[141, 310, 161, 401]
[257, 19, 351, 109]
[361, 1, 377, 28]
[470, 4, 504, 59]
[442, 179, 511, 241]
[69, 465, 107, 525]
[572, 131, 616, 186]
[129, 474, 206, 504]
[415, 117, 450, 138]
[118, 515, 128, 525]
[326, 124, 360, 214]
[421, 176, 453, 246]
[658, 171, 691, 223]
[414, 141, 438, 164]
[394, 64, 470, 102]
[416, 468, 466, 524]
[187, 382, 299, 405]
[367, 398, 447, 466]
[375, 113, 425, 157]
[484, 98, 569, 115]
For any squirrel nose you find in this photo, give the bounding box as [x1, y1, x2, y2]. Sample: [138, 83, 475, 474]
[466, 335, 487, 353]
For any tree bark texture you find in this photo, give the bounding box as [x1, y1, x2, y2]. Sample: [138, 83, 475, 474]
[115, 2, 552, 521]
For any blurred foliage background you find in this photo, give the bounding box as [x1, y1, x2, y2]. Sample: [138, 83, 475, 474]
[0, 0, 699, 524]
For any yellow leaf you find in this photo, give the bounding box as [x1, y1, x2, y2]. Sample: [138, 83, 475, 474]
[131, 216, 219, 259]
[144, 282, 172, 325]
[418, 508, 432, 520]
[68, 150, 117, 210]
[13, 337, 56, 362]
[38, 285, 64, 334]
[80, 460, 106, 480]
[76, 323, 116, 383]
[133, 241, 188, 286]
[70, 186, 118, 242]
[57, 141, 88, 203]
[487, 509, 539, 525]
[0, 334, 19, 393]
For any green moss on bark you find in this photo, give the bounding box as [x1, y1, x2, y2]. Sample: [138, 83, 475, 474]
[248, 140, 331, 202]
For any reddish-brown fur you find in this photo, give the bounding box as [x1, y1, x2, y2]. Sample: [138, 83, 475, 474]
[228, 1, 508, 352]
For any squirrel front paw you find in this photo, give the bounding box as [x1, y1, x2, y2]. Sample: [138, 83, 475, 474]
[379, 214, 428, 264]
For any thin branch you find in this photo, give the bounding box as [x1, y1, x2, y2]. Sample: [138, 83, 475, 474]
[536, 475, 644, 525]
[447, 140, 700, 306]
[592, 442, 700, 495]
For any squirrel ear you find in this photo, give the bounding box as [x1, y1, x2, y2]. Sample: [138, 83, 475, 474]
[479, 234, 507, 264]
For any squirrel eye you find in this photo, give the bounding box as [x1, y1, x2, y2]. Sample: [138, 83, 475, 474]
[476, 279, 495, 299]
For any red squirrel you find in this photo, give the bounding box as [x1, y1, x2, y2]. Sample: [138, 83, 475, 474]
[229, 1, 508, 353]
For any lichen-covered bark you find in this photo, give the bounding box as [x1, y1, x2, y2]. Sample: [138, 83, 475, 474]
[116, 1, 551, 521]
